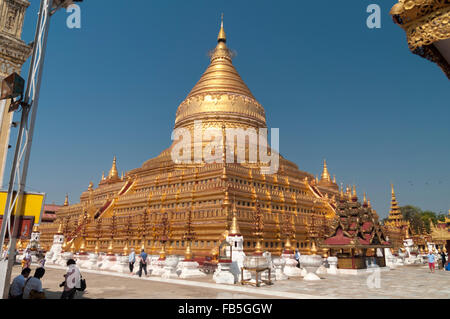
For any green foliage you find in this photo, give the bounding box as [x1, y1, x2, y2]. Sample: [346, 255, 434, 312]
[399, 206, 442, 234]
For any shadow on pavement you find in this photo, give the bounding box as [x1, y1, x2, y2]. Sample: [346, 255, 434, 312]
[43, 289, 89, 299]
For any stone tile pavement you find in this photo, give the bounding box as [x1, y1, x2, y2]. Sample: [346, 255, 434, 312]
[10, 263, 450, 299]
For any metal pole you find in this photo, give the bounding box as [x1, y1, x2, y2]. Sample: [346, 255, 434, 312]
[0, 0, 53, 299]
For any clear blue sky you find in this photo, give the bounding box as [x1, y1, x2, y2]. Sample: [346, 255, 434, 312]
[5, 0, 449, 218]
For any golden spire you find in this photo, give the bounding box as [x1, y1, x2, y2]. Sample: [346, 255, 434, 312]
[108, 156, 119, 179]
[217, 13, 226, 43]
[101, 171, 105, 180]
[391, 183, 396, 200]
[57, 220, 63, 234]
[230, 196, 241, 235]
[88, 181, 93, 190]
[175, 16, 264, 130]
[321, 159, 331, 182]
[388, 184, 403, 222]
[64, 194, 69, 206]
[333, 175, 336, 184]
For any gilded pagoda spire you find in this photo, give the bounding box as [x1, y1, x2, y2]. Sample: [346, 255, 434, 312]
[218, 13, 226, 43]
[321, 159, 331, 182]
[108, 156, 119, 180]
[388, 184, 402, 221]
[230, 196, 241, 236]
[64, 194, 69, 206]
[174, 16, 265, 130]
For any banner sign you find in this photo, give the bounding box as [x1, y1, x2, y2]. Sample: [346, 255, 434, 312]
[0, 191, 45, 239]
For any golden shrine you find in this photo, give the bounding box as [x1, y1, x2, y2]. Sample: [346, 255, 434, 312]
[36, 20, 379, 260]
[383, 184, 411, 249]
[320, 189, 391, 269]
[429, 211, 450, 252]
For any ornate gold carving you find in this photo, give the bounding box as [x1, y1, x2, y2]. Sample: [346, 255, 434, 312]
[391, 0, 450, 78]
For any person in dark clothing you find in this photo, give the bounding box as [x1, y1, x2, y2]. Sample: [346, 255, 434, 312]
[441, 251, 447, 270]
[138, 249, 148, 277]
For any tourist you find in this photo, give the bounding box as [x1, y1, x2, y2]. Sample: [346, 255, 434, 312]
[138, 249, 148, 277]
[440, 251, 447, 270]
[294, 249, 300, 268]
[427, 251, 436, 273]
[129, 248, 136, 274]
[22, 249, 31, 269]
[23, 267, 46, 299]
[8, 267, 31, 299]
[60, 259, 81, 299]
[38, 254, 46, 268]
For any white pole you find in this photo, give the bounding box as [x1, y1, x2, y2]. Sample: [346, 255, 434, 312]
[0, 0, 54, 299]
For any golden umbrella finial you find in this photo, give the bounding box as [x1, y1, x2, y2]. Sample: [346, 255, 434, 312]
[64, 194, 69, 206]
[218, 13, 226, 43]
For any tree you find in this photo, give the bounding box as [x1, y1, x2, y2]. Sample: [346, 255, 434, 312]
[400, 205, 423, 234]
[399, 205, 442, 234]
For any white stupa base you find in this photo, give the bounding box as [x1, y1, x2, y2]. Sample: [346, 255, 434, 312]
[98, 255, 116, 270]
[110, 256, 128, 273]
[177, 261, 206, 278]
[83, 253, 99, 270]
[213, 263, 236, 285]
[327, 257, 338, 275]
[316, 265, 328, 275]
[161, 257, 179, 279]
[74, 254, 89, 268]
[300, 268, 308, 277]
[283, 258, 302, 277]
[275, 268, 288, 280]
[150, 259, 166, 276]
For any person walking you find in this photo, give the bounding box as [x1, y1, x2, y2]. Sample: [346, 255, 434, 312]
[440, 250, 447, 270]
[23, 267, 46, 299]
[22, 249, 31, 269]
[128, 248, 136, 274]
[138, 249, 148, 277]
[60, 259, 81, 299]
[427, 250, 436, 273]
[8, 267, 31, 299]
[294, 248, 301, 268]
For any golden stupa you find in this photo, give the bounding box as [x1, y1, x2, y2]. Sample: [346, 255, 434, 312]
[39, 18, 347, 258]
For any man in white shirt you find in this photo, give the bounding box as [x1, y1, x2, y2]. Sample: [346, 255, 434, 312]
[23, 267, 46, 299]
[8, 267, 31, 299]
[61, 259, 81, 299]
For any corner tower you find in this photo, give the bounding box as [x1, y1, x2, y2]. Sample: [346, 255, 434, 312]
[0, 0, 32, 184]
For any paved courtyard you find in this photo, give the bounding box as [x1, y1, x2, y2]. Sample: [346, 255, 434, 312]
[11, 263, 450, 299]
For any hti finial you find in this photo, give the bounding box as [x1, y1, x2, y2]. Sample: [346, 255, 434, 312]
[218, 13, 226, 43]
